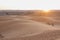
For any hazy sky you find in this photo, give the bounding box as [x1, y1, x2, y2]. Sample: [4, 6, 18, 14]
[0, 0, 60, 10]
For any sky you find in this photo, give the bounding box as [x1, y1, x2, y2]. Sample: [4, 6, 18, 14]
[0, 0, 60, 10]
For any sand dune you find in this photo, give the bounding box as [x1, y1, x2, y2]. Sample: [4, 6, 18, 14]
[0, 15, 60, 40]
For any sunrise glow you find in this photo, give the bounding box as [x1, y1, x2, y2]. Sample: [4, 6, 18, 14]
[43, 10, 50, 12]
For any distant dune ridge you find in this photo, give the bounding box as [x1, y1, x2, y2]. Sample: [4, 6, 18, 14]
[0, 10, 60, 16]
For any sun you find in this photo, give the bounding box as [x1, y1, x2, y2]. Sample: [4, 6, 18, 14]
[43, 9, 50, 12]
[44, 10, 49, 12]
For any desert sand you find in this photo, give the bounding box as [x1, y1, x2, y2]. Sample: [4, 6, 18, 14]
[0, 15, 60, 40]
